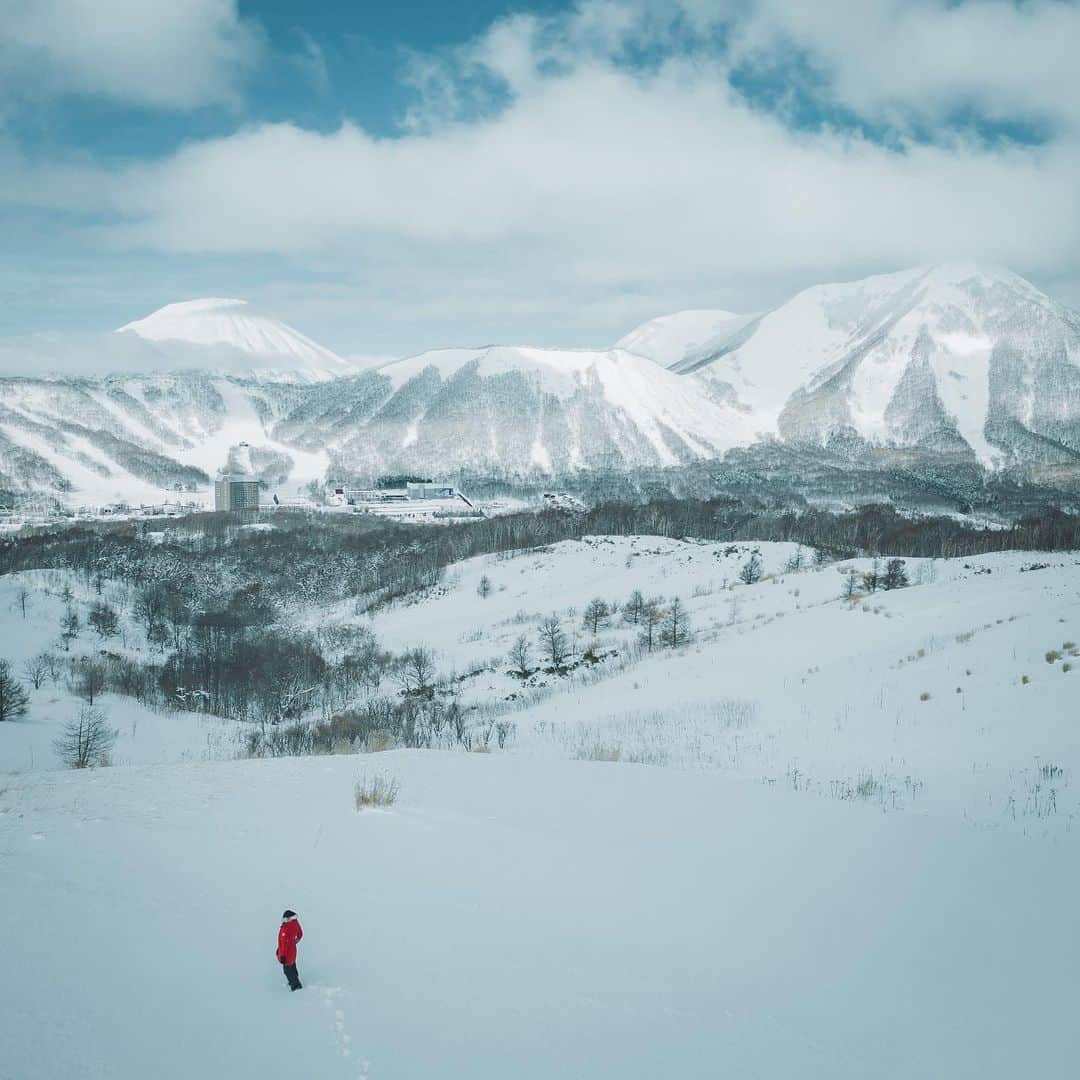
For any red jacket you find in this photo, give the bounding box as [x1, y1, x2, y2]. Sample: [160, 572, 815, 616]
[277, 916, 303, 965]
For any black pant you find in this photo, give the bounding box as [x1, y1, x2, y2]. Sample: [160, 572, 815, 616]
[282, 961, 302, 990]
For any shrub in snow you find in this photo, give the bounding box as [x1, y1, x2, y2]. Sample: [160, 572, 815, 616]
[354, 771, 400, 810]
[579, 743, 622, 762]
[53, 705, 116, 768]
[739, 553, 763, 585]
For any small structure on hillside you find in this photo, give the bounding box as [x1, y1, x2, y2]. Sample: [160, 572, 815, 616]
[214, 474, 261, 512]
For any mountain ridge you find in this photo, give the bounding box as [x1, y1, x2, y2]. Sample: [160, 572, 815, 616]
[2, 263, 1079, 506]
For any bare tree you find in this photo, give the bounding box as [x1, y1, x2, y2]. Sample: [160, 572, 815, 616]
[639, 599, 665, 652]
[661, 596, 690, 648]
[739, 553, 763, 585]
[43, 651, 62, 682]
[538, 615, 570, 672]
[623, 589, 647, 625]
[14, 586, 30, 619]
[397, 647, 437, 697]
[22, 653, 50, 690]
[134, 585, 167, 640]
[73, 659, 108, 705]
[508, 634, 533, 679]
[0, 659, 30, 721]
[842, 567, 860, 600]
[477, 574, 493, 599]
[162, 591, 191, 650]
[582, 598, 610, 635]
[53, 705, 116, 768]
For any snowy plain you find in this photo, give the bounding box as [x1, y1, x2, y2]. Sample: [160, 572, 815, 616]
[1, 535, 1079, 1077]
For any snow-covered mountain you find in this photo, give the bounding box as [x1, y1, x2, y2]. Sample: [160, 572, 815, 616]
[317, 345, 760, 476]
[117, 298, 354, 382]
[2, 265, 1079, 506]
[674, 264, 1080, 465]
[615, 309, 751, 369]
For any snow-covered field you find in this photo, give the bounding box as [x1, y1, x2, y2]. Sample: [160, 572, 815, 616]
[1, 535, 1078, 1077]
[3, 751, 1077, 1080]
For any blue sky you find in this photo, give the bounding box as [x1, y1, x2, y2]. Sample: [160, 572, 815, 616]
[1, 0, 1078, 359]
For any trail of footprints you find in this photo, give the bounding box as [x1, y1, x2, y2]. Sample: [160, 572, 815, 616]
[318, 985, 370, 1079]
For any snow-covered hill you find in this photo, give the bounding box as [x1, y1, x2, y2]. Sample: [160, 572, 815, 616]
[1, 538, 1078, 1078]
[674, 264, 1080, 465]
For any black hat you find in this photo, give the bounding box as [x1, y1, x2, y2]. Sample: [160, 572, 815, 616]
[282, 909, 296, 919]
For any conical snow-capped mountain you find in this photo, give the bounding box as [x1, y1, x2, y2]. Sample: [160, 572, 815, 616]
[674, 264, 1080, 465]
[117, 298, 353, 381]
[615, 309, 751, 369]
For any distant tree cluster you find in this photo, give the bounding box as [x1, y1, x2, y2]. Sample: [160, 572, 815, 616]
[850, 557, 910, 597]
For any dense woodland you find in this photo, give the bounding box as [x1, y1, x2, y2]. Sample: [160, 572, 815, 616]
[4, 499, 1080, 608]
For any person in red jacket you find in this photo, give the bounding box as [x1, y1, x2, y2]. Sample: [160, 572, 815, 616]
[276, 910, 304, 991]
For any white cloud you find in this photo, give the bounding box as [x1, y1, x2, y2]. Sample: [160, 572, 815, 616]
[730, 0, 1080, 134]
[95, 57, 1079, 290]
[0, 0, 261, 109]
[1, 0, 1078, 351]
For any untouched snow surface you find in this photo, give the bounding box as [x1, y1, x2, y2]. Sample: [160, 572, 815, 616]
[2, 751, 1077, 1080]
[614, 309, 746, 368]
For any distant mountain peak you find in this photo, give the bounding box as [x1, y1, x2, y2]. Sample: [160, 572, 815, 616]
[116, 298, 351, 378]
